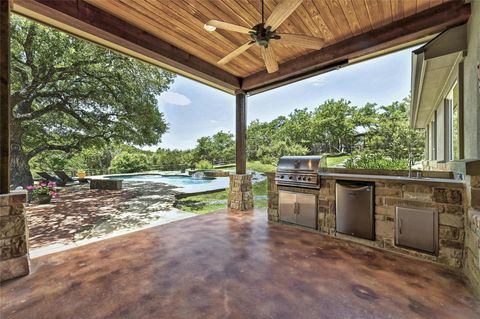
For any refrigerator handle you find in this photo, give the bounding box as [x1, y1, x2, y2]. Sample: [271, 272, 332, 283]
[398, 218, 403, 235]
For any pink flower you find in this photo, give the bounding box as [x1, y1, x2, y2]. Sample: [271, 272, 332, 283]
[50, 191, 58, 198]
[26, 185, 34, 190]
[40, 182, 47, 187]
[47, 181, 56, 187]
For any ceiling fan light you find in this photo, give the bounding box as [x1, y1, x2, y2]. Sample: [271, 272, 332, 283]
[204, 23, 216, 32]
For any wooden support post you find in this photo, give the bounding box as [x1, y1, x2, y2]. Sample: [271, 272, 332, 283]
[0, 0, 10, 194]
[235, 91, 246, 175]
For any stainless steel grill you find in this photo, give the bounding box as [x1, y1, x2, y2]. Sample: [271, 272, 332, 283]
[275, 156, 325, 189]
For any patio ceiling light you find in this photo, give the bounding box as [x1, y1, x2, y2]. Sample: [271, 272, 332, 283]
[203, 23, 216, 32]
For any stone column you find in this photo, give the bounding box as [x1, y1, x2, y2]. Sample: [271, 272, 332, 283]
[228, 174, 253, 211]
[0, 192, 30, 282]
[266, 173, 279, 221]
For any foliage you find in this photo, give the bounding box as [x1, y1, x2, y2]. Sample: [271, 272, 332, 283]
[27, 181, 57, 198]
[10, 15, 174, 186]
[193, 131, 235, 165]
[344, 153, 409, 170]
[195, 160, 214, 169]
[109, 152, 149, 173]
[247, 98, 424, 170]
[363, 98, 424, 161]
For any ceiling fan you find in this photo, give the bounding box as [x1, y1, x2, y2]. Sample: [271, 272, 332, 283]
[203, 0, 324, 73]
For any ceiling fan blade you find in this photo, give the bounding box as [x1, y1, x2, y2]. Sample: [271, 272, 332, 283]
[205, 20, 252, 34]
[265, 0, 303, 31]
[261, 46, 278, 73]
[278, 33, 324, 50]
[218, 42, 254, 65]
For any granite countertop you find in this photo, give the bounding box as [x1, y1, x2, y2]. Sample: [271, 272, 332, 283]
[318, 172, 464, 186]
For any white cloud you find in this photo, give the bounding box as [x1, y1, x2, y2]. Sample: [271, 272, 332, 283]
[305, 75, 329, 87]
[159, 91, 191, 106]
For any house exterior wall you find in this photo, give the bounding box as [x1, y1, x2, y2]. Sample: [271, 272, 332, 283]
[422, 1, 479, 170]
[463, 0, 480, 160]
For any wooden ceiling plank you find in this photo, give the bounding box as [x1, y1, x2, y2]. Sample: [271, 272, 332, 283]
[417, 0, 432, 13]
[325, 0, 355, 37]
[364, 0, 383, 29]
[124, 1, 234, 60]
[242, 1, 470, 92]
[429, 0, 444, 8]
[350, 0, 373, 33]
[15, 0, 241, 92]
[338, 0, 362, 36]
[403, 0, 417, 16]
[302, 0, 335, 42]
[378, 0, 393, 25]
[390, 0, 405, 21]
[312, 0, 345, 40]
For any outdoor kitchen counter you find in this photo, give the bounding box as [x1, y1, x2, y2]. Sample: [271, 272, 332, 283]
[318, 172, 464, 186]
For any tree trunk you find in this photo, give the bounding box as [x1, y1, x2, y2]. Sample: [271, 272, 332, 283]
[10, 143, 33, 188]
[9, 122, 33, 188]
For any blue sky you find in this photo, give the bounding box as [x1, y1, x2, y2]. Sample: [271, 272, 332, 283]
[155, 47, 415, 150]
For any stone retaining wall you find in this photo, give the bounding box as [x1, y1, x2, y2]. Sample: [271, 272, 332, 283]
[0, 192, 30, 282]
[268, 174, 466, 268]
[228, 174, 253, 211]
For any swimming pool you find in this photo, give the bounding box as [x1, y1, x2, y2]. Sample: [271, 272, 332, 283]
[104, 174, 230, 193]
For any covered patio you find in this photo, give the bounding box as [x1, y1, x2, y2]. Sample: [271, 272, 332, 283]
[1, 0, 480, 318]
[2, 208, 480, 319]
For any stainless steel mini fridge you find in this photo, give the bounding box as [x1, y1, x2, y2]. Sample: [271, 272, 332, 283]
[335, 181, 375, 240]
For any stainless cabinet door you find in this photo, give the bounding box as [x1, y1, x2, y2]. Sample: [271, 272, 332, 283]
[279, 191, 296, 224]
[295, 193, 317, 229]
[336, 183, 374, 240]
[395, 207, 437, 254]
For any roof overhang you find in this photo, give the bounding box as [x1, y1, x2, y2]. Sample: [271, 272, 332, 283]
[12, 0, 471, 96]
[410, 23, 468, 128]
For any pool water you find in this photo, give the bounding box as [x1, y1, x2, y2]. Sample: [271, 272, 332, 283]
[106, 174, 215, 186]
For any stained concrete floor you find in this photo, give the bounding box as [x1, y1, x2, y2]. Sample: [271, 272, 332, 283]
[1, 209, 479, 319]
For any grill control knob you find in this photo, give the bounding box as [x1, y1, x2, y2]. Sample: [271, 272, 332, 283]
[280, 175, 284, 179]
[289, 176, 293, 180]
[307, 177, 312, 181]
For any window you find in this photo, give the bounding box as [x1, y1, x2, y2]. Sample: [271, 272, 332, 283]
[446, 82, 460, 161]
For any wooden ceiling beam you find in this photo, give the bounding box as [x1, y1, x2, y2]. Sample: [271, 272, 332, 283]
[13, 0, 241, 93]
[241, 1, 471, 93]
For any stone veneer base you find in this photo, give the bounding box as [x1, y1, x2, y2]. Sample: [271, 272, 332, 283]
[228, 174, 253, 211]
[0, 192, 30, 283]
[0, 255, 30, 282]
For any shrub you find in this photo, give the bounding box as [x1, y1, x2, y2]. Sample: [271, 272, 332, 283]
[195, 160, 214, 170]
[344, 153, 408, 170]
[109, 152, 149, 173]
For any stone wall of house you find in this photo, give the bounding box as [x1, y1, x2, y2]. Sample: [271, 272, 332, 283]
[0, 192, 30, 282]
[267, 174, 466, 269]
[228, 174, 253, 211]
[464, 174, 480, 296]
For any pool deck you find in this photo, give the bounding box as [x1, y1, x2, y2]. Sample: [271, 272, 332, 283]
[1, 208, 479, 319]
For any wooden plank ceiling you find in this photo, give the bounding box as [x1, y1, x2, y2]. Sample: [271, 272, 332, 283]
[85, 0, 449, 78]
[13, 0, 470, 94]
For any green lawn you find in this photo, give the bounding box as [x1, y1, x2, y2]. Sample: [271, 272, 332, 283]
[326, 155, 349, 167]
[214, 161, 276, 173]
[176, 179, 268, 214]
